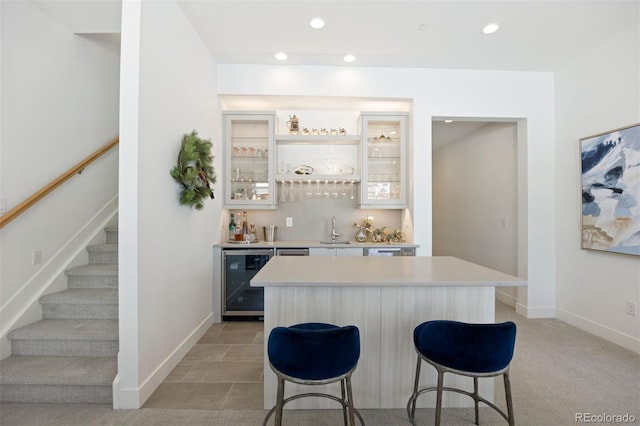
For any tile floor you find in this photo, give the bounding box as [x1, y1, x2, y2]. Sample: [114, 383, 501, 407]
[143, 321, 264, 410]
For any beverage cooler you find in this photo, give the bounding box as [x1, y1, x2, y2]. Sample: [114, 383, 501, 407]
[222, 249, 273, 320]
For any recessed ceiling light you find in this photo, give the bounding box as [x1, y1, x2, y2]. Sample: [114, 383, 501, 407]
[275, 52, 287, 61]
[344, 54, 356, 63]
[482, 23, 500, 34]
[310, 17, 325, 29]
[444, 119, 453, 123]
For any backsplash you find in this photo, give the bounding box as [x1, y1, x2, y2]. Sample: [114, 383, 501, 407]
[225, 198, 404, 242]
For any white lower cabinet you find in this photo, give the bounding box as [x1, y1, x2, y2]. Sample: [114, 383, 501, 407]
[309, 247, 363, 256]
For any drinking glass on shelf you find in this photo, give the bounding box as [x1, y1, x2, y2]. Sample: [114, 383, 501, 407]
[288, 180, 296, 202]
[306, 180, 313, 198]
[278, 181, 286, 203]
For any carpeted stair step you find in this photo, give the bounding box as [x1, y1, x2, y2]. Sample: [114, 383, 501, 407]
[87, 243, 117, 265]
[8, 319, 118, 357]
[0, 355, 116, 403]
[40, 289, 118, 320]
[105, 225, 118, 244]
[66, 264, 118, 289]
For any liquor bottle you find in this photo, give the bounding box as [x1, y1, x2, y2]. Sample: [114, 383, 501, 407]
[242, 211, 249, 237]
[228, 213, 236, 240]
[234, 213, 243, 241]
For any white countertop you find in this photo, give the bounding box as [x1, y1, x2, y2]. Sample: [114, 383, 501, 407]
[251, 256, 526, 287]
[214, 240, 419, 249]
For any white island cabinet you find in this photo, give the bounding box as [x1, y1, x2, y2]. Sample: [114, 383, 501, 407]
[251, 256, 526, 410]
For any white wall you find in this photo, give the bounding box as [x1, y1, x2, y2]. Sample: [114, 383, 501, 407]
[0, 1, 119, 359]
[433, 122, 518, 303]
[555, 23, 640, 352]
[218, 65, 556, 318]
[117, 0, 221, 408]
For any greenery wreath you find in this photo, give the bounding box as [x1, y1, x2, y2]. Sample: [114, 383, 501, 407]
[170, 131, 216, 210]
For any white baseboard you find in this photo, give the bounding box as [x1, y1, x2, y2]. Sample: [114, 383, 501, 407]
[111, 374, 121, 409]
[114, 313, 214, 409]
[515, 302, 555, 319]
[0, 196, 118, 360]
[496, 290, 517, 307]
[556, 308, 640, 354]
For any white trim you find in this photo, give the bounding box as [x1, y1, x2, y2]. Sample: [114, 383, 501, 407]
[556, 308, 640, 354]
[111, 374, 120, 410]
[515, 302, 555, 319]
[496, 290, 517, 308]
[0, 196, 118, 359]
[114, 313, 213, 409]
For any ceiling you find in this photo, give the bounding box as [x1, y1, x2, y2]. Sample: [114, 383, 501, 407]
[31, 0, 638, 147]
[34, 0, 639, 72]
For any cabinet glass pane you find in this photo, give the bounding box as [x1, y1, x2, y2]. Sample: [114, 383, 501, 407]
[363, 117, 405, 205]
[228, 118, 271, 203]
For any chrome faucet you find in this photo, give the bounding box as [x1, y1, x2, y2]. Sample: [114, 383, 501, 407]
[331, 216, 341, 241]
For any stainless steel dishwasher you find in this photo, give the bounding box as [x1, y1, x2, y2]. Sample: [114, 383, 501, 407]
[363, 247, 415, 256]
[276, 248, 310, 256]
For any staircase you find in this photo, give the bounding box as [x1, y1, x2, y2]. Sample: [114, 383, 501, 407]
[0, 225, 118, 404]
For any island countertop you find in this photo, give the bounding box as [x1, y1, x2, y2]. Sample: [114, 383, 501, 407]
[251, 255, 525, 288]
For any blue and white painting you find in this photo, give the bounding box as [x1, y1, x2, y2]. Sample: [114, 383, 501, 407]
[581, 123, 640, 256]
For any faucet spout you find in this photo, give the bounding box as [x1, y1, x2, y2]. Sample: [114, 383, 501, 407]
[331, 216, 341, 241]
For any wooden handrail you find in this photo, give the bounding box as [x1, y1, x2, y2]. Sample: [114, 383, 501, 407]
[0, 137, 119, 229]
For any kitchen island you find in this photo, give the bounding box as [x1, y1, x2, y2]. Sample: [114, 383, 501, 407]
[251, 256, 526, 410]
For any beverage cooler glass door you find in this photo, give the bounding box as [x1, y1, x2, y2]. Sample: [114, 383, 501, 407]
[222, 249, 273, 319]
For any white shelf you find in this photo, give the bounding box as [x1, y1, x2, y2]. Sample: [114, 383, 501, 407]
[276, 134, 360, 145]
[276, 174, 360, 182]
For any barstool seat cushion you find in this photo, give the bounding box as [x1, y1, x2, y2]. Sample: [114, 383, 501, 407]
[414, 320, 516, 373]
[268, 322, 360, 380]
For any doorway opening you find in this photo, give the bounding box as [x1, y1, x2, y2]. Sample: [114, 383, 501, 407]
[431, 118, 526, 307]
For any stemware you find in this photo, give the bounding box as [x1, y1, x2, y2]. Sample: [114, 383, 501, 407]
[288, 180, 296, 202]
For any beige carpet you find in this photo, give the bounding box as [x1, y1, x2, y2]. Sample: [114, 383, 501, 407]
[1, 302, 639, 425]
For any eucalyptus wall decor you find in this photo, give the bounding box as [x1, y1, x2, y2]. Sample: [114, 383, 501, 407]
[170, 131, 216, 210]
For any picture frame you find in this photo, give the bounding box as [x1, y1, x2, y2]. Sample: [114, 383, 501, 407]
[580, 123, 640, 256]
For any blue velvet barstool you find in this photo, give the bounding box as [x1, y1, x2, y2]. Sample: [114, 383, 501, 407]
[263, 322, 365, 426]
[406, 320, 517, 426]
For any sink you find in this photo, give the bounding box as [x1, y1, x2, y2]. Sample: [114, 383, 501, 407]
[319, 240, 351, 244]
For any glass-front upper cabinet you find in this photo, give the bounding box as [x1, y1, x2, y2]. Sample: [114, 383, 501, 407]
[223, 112, 276, 208]
[360, 113, 408, 208]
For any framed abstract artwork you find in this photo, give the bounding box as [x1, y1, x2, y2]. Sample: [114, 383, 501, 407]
[580, 123, 640, 256]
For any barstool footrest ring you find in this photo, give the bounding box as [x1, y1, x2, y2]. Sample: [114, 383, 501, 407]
[407, 386, 510, 425]
[263, 391, 365, 426]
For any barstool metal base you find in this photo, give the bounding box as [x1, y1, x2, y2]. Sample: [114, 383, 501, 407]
[263, 366, 365, 426]
[406, 355, 514, 426]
